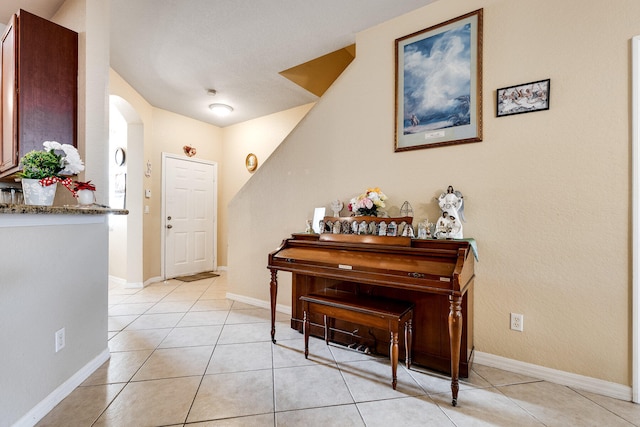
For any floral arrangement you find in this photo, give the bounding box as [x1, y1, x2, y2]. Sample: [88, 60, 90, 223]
[348, 187, 387, 217]
[20, 141, 84, 179]
[19, 141, 85, 194]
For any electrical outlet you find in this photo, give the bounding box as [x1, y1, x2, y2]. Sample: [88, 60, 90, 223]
[55, 328, 65, 352]
[510, 313, 523, 332]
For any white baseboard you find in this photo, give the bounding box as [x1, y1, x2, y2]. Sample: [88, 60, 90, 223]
[144, 276, 164, 287]
[108, 275, 144, 289]
[225, 292, 291, 315]
[13, 348, 111, 427]
[474, 351, 632, 401]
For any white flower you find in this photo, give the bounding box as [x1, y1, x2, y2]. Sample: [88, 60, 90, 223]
[43, 141, 62, 152]
[40, 141, 85, 175]
[59, 144, 84, 174]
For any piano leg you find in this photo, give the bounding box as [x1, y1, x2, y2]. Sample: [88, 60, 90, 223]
[405, 318, 412, 369]
[390, 330, 399, 390]
[270, 269, 278, 343]
[303, 310, 310, 358]
[448, 295, 463, 406]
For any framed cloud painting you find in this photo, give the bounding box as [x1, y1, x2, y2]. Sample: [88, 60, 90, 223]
[395, 9, 483, 152]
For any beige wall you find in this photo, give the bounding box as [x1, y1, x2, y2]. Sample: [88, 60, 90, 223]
[227, 0, 640, 387]
[219, 103, 315, 265]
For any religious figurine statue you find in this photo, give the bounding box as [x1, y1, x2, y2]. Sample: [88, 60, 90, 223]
[437, 185, 465, 222]
[448, 214, 463, 239]
[305, 219, 313, 234]
[434, 212, 451, 239]
[435, 185, 465, 238]
[330, 199, 344, 218]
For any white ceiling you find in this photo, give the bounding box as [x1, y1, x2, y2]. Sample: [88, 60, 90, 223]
[1, 0, 437, 127]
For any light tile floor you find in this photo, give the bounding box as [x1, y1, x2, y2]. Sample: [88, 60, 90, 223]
[36, 272, 640, 426]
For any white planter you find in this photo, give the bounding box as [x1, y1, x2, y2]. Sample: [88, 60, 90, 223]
[22, 178, 57, 206]
[76, 189, 95, 206]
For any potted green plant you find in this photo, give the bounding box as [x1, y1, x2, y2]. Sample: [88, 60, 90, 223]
[19, 141, 84, 206]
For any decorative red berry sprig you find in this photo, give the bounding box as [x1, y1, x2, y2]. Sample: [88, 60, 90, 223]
[73, 180, 96, 191]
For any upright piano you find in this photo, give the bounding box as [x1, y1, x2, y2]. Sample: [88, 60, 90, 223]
[267, 224, 475, 406]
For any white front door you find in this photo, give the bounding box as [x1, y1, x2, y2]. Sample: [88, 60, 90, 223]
[163, 154, 217, 279]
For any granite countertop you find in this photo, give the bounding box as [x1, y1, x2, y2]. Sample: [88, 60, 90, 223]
[0, 203, 128, 215]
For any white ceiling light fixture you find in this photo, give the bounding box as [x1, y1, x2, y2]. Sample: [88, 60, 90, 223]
[209, 103, 234, 116]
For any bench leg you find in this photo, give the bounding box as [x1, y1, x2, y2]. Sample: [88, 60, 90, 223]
[390, 331, 399, 390]
[405, 319, 412, 369]
[303, 311, 310, 359]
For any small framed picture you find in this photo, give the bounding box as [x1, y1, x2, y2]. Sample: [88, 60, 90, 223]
[497, 79, 550, 117]
[245, 153, 258, 172]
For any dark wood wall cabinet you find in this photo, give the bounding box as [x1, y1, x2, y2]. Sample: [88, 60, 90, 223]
[0, 9, 78, 178]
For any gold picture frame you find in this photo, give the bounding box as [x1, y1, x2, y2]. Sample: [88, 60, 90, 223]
[395, 9, 483, 152]
[245, 153, 258, 172]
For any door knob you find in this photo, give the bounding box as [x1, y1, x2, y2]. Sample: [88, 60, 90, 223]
[166, 224, 173, 229]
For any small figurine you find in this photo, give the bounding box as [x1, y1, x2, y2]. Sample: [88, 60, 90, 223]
[330, 199, 344, 217]
[368, 221, 377, 235]
[400, 201, 414, 217]
[402, 224, 415, 238]
[417, 222, 427, 239]
[305, 220, 313, 234]
[387, 221, 398, 237]
[448, 214, 463, 239]
[358, 221, 368, 235]
[434, 212, 451, 239]
[378, 221, 387, 236]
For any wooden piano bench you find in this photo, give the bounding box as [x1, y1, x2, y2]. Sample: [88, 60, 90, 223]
[300, 291, 413, 390]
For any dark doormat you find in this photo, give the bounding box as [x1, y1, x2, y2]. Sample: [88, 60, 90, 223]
[174, 271, 220, 282]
